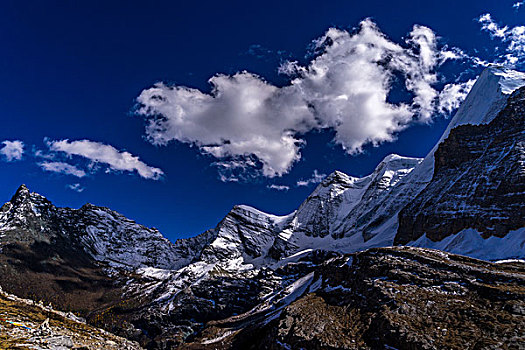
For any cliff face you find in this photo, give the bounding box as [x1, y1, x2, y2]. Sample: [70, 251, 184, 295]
[396, 86, 525, 245]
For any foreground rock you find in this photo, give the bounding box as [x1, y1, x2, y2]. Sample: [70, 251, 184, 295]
[183, 247, 525, 349]
[0, 287, 141, 349]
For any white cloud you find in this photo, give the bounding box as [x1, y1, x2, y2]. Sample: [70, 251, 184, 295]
[212, 157, 260, 182]
[47, 139, 164, 180]
[437, 79, 476, 114]
[513, 1, 524, 9]
[296, 170, 326, 187]
[137, 19, 471, 179]
[1, 140, 24, 161]
[34, 148, 55, 160]
[67, 183, 85, 192]
[137, 72, 312, 178]
[40, 161, 87, 178]
[267, 184, 290, 191]
[478, 13, 525, 66]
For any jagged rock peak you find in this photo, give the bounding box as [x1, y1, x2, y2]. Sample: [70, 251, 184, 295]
[81, 203, 97, 209]
[320, 154, 422, 188]
[8, 184, 49, 208]
[10, 184, 31, 202]
[323, 170, 352, 182]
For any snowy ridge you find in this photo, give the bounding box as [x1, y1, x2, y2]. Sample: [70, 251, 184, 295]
[445, 67, 525, 134]
[408, 227, 525, 261]
[0, 185, 182, 270]
[268, 154, 422, 259]
[75, 204, 182, 270]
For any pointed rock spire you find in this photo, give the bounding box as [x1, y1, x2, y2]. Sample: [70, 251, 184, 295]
[10, 184, 30, 204]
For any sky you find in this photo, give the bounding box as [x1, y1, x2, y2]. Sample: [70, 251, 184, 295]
[0, 0, 524, 241]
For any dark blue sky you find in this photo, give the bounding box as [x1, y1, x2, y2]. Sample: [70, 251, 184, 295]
[0, 0, 523, 241]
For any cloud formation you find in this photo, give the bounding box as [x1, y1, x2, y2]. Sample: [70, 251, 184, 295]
[296, 170, 326, 187]
[478, 13, 525, 66]
[47, 139, 164, 180]
[1, 140, 24, 161]
[513, 1, 524, 10]
[437, 79, 476, 114]
[67, 183, 85, 192]
[40, 161, 87, 178]
[137, 19, 473, 180]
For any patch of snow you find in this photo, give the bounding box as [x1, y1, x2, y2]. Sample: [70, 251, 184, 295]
[494, 259, 525, 264]
[137, 267, 173, 280]
[324, 284, 352, 293]
[201, 330, 235, 345]
[408, 227, 525, 261]
[308, 277, 322, 293]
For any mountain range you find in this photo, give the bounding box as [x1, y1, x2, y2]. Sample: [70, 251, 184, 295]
[0, 66, 524, 349]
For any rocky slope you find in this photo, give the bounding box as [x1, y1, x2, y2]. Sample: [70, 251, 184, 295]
[0, 286, 141, 349]
[182, 247, 525, 350]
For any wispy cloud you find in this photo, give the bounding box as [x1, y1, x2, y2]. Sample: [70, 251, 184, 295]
[478, 13, 525, 66]
[39, 161, 87, 178]
[296, 170, 326, 187]
[1, 140, 24, 162]
[47, 139, 164, 180]
[267, 184, 290, 191]
[513, 1, 524, 10]
[137, 19, 472, 180]
[437, 79, 476, 114]
[33, 148, 55, 160]
[245, 44, 291, 62]
[67, 183, 85, 192]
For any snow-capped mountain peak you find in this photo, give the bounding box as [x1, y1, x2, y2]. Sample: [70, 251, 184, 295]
[0, 186, 182, 270]
[441, 66, 525, 141]
[267, 153, 423, 258]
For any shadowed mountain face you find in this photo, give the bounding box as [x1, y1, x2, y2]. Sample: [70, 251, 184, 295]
[0, 185, 125, 316]
[0, 67, 524, 349]
[396, 86, 525, 245]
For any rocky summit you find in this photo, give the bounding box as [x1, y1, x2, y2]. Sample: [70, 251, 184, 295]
[0, 66, 524, 349]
